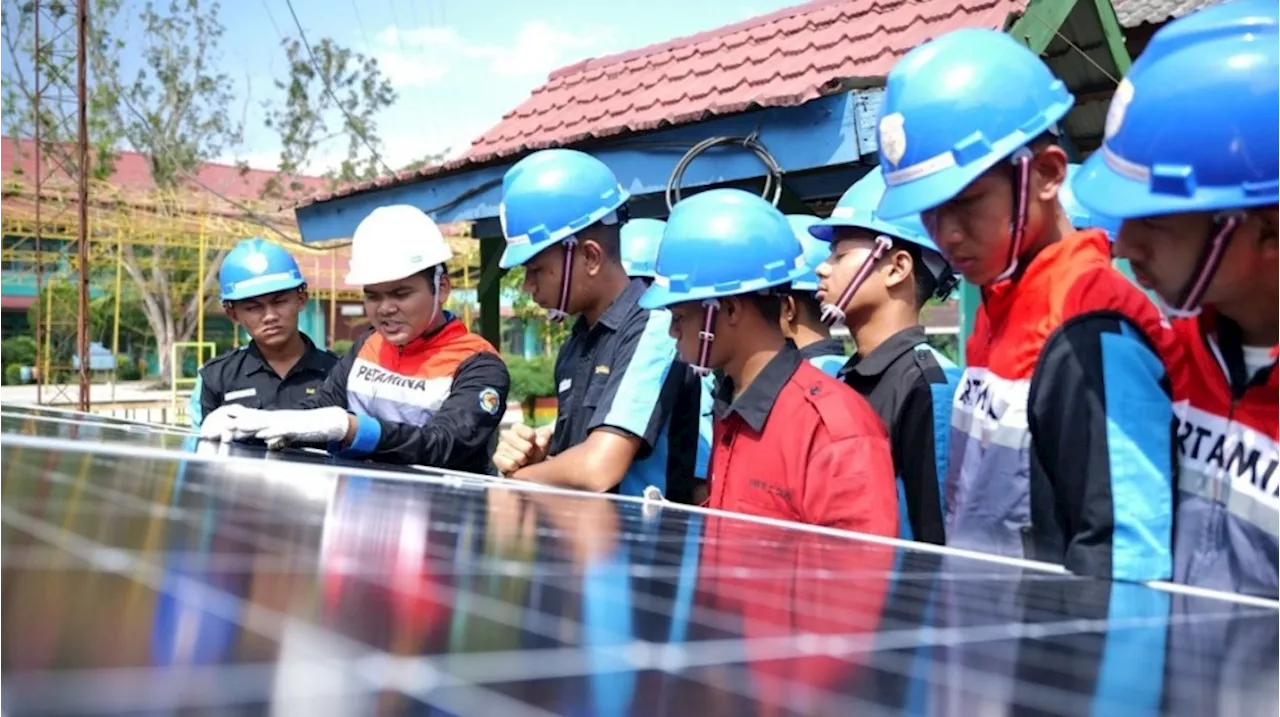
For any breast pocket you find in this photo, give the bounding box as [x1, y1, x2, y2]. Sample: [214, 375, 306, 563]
[579, 376, 610, 416]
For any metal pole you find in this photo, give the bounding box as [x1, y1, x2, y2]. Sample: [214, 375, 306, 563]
[76, 0, 91, 412]
[328, 253, 336, 346]
[111, 228, 123, 401]
[197, 220, 206, 351]
[33, 0, 44, 404]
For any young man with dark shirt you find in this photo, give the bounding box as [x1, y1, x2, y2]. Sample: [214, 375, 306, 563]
[811, 168, 960, 544]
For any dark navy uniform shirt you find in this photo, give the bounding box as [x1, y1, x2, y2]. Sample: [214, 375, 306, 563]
[189, 334, 338, 428]
[549, 278, 700, 500]
[839, 325, 960, 544]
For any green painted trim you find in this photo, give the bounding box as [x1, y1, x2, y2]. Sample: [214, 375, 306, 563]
[478, 236, 503, 349]
[1008, 0, 1080, 53]
[1093, 0, 1134, 73]
[958, 281, 980, 366]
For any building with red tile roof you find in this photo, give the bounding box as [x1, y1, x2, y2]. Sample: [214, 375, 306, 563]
[292, 0, 1138, 355]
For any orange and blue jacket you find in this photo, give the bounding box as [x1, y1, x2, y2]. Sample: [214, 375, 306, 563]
[948, 229, 1180, 582]
[1169, 311, 1278, 599]
[301, 316, 510, 473]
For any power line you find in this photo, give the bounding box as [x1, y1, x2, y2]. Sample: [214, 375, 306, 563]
[281, 0, 396, 177]
[111, 80, 349, 251]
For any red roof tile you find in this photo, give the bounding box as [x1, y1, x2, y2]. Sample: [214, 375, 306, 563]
[307, 0, 1025, 207]
[0, 135, 330, 207]
[293, 246, 352, 289]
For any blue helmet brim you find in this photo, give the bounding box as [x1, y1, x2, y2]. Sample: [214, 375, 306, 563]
[221, 276, 305, 302]
[638, 281, 680, 310]
[1074, 151, 1278, 220]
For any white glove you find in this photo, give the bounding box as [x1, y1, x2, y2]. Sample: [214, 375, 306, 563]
[250, 406, 353, 450]
[198, 404, 271, 443]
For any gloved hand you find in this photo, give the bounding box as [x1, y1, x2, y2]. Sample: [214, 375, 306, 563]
[197, 404, 271, 443]
[250, 406, 353, 450]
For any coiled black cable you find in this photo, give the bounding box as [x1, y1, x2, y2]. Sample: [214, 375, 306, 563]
[664, 134, 785, 211]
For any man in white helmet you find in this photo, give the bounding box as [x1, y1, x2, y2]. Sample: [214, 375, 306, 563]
[199, 205, 511, 473]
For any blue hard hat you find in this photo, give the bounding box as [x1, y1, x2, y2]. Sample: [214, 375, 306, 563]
[874, 28, 1075, 220]
[810, 167, 952, 284]
[498, 149, 630, 269]
[219, 238, 305, 302]
[787, 215, 827, 293]
[638, 189, 808, 310]
[1060, 163, 1122, 238]
[620, 218, 666, 278]
[1074, 0, 1278, 219]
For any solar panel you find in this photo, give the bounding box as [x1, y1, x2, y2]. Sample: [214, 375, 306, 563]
[3, 404, 1277, 716]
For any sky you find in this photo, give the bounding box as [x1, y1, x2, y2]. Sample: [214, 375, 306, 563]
[4, 0, 807, 176]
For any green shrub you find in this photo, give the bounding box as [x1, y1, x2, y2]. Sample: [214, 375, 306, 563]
[331, 339, 354, 357]
[504, 354, 556, 403]
[116, 353, 141, 381]
[3, 364, 23, 385]
[2, 336, 38, 368]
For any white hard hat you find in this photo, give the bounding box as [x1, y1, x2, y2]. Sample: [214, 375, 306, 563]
[345, 205, 454, 286]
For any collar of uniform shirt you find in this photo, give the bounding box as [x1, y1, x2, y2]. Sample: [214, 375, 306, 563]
[844, 324, 928, 379]
[244, 333, 326, 377]
[571, 278, 648, 335]
[797, 337, 847, 362]
[712, 341, 803, 433]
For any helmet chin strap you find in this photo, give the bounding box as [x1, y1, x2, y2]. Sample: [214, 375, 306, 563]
[546, 237, 579, 324]
[993, 147, 1035, 283]
[1158, 212, 1242, 319]
[820, 234, 894, 326]
[690, 298, 721, 376]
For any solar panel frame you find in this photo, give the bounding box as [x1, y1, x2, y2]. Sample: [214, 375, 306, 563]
[2, 405, 1277, 716]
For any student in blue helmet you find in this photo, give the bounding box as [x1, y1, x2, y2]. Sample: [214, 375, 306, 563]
[491, 149, 701, 501]
[1073, 0, 1278, 598]
[189, 238, 338, 429]
[620, 217, 714, 504]
[780, 214, 847, 377]
[639, 187, 897, 532]
[1060, 164, 1121, 238]
[809, 167, 960, 545]
[873, 28, 1180, 581]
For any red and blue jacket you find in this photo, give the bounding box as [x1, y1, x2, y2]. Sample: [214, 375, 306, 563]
[948, 229, 1180, 581]
[1170, 311, 1278, 599]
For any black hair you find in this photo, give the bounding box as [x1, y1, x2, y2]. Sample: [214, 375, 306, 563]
[582, 215, 624, 262]
[891, 240, 937, 310]
[785, 289, 825, 324]
[745, 292, 783, 326]
[413, 265, 446, 294]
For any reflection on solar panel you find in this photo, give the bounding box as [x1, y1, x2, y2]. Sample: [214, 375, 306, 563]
[2, 403, 1277, 716]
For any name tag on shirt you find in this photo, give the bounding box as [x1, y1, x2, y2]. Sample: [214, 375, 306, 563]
[559, 378, 572, 394]
[225, 388, 257, 401]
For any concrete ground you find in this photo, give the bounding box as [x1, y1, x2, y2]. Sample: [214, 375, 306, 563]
[0, 381, 174, 406]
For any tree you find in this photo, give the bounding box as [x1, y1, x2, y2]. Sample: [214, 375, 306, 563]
[2, 0, 245, 383]
[1, 0, 125, 182]
[27, 279, 150, 356]
[105, 0, 245, 383]
[398, 150, 449, 174]
[262, 35, 397, 197]
[501, 267, 569, 355]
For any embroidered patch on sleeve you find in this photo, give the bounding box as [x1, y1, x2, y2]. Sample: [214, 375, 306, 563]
[478, 387, 501, 416]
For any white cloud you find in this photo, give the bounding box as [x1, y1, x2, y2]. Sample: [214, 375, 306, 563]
[371, 20, 615, 84]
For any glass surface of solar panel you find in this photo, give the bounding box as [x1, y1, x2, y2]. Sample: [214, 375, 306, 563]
[2, 407, 1277, 716]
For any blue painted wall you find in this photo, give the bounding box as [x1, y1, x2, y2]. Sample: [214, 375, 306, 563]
[295, 89, 885, 243]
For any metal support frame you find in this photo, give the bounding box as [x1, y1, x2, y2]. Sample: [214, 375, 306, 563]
[28, 0, 91, 410]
